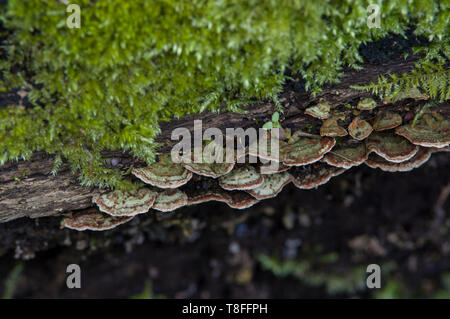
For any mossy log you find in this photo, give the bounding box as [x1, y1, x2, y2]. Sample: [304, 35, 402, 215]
[0, 56, 448, 223]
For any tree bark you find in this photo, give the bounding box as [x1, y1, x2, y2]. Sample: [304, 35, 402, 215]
[0, 56, 446, 223]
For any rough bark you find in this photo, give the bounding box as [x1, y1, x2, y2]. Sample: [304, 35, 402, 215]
[0, 56, 443, 222]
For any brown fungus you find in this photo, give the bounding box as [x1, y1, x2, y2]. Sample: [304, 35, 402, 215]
[365, 147, 432, 172]
[246, 171, 292, 200]
[227, 191, 260, 209]
[383, 87, 428, 104]
[184, 179, 232, 205]
[62, 209, 133, 231]
[187, 191, 232, 205]
[184, 161, 235, 179]
[218, 166, 264, 191]
[282, 136, 335, 166]
[92, 188, 157, 217]
[372, 111, 403, 131]
[366, 131, 419, 163]
[132, 154, 193, 188]
[323, 141, 368, 168]
[320, 118, 348, 137]
[152, 189, 188, 212]
[246, 134, 288, 162]
[183, 146, 235, 178]
[357, 98, 377, 111]
[259, 162, 291, 174]
[395, 113, 450, 148]
[305, 102, 331, 120]
[291, 163, 346, 189]
[348, 117, 373, 141]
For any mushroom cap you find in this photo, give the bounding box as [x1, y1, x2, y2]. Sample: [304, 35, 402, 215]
[383, 87, 428, 104]
[395, 113, 450, 148]
[323, 141, 368, 168]
[366, 131, 419, 163]
[187, 191, 232, 205]
[305, 103, 331, 120]
[283, 136, 335, 166]
[62, 209, 133, 231]
[348, 117, 373, 141]
[227, 191, 260, 209]
[184, 161, 235, 179]
[219, 165, 264, 190]
[184, 178, 232, 205]
[320, 118, 348, 137]
[183, 146, 235, 178]
[132, 154, 193, 188]
[291, 163, 346, 189]
[152, 189, 188, 212]
[93, 188, 157, 217]
[373, 111, 403, 131]
[247, 134, 287, 162]
[365, 147, 432, 172]
[246, 171, 292, 199]
[259, 162, 291, 174]
[357, 98, 377, 111]
[433, 145, 450, 153]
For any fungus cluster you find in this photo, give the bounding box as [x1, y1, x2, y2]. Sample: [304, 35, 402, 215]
[62, 104, 449, 231]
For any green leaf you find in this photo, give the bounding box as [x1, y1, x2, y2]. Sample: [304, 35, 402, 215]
[263, 122, 273, 130]
[272, 112, 279, 123]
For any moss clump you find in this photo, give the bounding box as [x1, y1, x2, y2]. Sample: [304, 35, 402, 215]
[0, 0, 448, 188]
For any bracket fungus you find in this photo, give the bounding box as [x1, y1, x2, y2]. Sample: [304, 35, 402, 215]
[246, 171, 292, 200]
[357, 98, 377, 111]
[227, 191, 260, 209]
[132, 154, 193, 188]
[187, 190, 232, 205]
[185, 180, 232, 205]
[323, 141, 368, 168]
[246, 134, 287, 162]
[62, 210, 134, 231]
[305, 102, 331, 120]
[183, 147, 235, 178]
[218, 166, 264, 191]
[365, 147, 432, 172]
[395, 113, 450, 148]
[320, 118, 348, 137]
[283, 136, 335, 166]
[348, 117, 373, 141]
[73, 109, 447, 232]
[372, 111, 403, 131]
[184, 161, 235, 179]
[366, 131, 419, 163]
[291, 163, 346, 189]
[259, 163, 291, 174]
[383, 87, 428, 104]
[152, 189, 189, 212]
[92, 188, 157, 217]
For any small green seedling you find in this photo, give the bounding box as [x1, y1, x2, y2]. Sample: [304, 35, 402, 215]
[263, 112, 281, 130]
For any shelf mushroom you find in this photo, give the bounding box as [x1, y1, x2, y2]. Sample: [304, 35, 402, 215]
[132, 154, 193, 189]
[395, 113, 450, 148]
[62, 209, 134, 231]
[92, 188, 157, 217]
[246, 172, 292, 200]
[219, 166, 264, 191]
[152, 189, 189, 212]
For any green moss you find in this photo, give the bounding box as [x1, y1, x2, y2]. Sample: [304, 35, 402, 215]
[0, 0, 448, 188]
